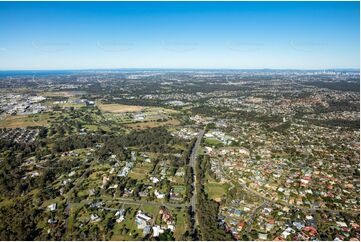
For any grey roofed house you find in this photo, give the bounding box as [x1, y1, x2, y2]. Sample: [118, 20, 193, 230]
[234, 209, 243, 216]
[143, 225, 151, 236]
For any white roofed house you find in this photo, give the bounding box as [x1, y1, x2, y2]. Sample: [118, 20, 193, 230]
[133, 113, 145, 121]
[48, 203, 57, 211]
[154, 190, 166, 199]
[90, 214, 101, 222]
[48, 218, 57, 225]
[131, 151, 137, 161]
[150, 176, 159, 184]
[118, 162, 134, 177]
[175, 167, 185, 177]
[115, 209, 126, 223]
[238, 147, 250, 156]
[135, 210, 152, 229]
[152, 225, 165, 237]
[204, 146, 213, 155]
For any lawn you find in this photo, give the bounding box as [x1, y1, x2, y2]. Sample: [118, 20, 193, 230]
[77, 190, 89, 198]
[83, 124, 99, 131]
[128, 163, 152, 181]
[57, 102, 85, 108]
[173, 185, 186, 194]
[171, 208, 188, 240]
[0, 197, 15, 207]
[67, 203, 85, 240]
[140, 204, 160, 219]
[111, 204, 146, 240]
[42, 196, 65, 208]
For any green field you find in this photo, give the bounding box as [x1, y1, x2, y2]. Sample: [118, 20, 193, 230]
[0, 113, 50, 128]
[173, 185, 186, 194]
[205, 181, 229, 202]
[205, 138, 222, 146]
[128, 163, 153, 180]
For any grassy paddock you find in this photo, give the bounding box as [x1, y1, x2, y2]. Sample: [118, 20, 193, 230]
[205, 182, 229, 202]
[0, 114, 49, 128]
[98, 103, 144, 113]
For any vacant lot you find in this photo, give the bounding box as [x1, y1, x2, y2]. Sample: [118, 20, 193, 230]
[128, 163, 153, 180]
[98, 103, 144, 113]
[205, 180, 229, 202]
[0, 114, 48, 128]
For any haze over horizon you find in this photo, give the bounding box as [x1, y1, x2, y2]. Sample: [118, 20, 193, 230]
[0, 1, 359, 70]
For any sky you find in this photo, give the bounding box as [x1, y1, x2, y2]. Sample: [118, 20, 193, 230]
[0, 1, 359, 70]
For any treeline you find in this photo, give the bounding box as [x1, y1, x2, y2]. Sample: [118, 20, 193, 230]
[195, 155, 233, 241]
[0, 198, 41, 240]
[102, 98, 165, 107]
[306, 119, 360, 131]
[306, 80, 360, 92]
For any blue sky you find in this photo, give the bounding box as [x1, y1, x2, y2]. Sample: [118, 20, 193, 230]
[0, 1, 359, 70]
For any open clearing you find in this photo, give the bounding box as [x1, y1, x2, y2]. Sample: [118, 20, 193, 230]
[128, 163, 153, 180]
[98, 103, 144, 113]
[0, 114, 48, 128]
[205, 138, 222, 146]
[205, 182, 228, 202]
[205, 174, 229, 202]
[98, 103, 178, 115]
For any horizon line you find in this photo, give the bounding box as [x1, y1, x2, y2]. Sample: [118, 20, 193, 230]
[0, 67, 359, 72]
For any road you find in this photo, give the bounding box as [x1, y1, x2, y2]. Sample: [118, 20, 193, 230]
[189, 129, 205, 235]
[97, 199, 188, 213]
[64, 199, 71, 239]
[64, 165, 92, 239]
[112, 197, 188, 209]
[245, 201, 269, 233]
